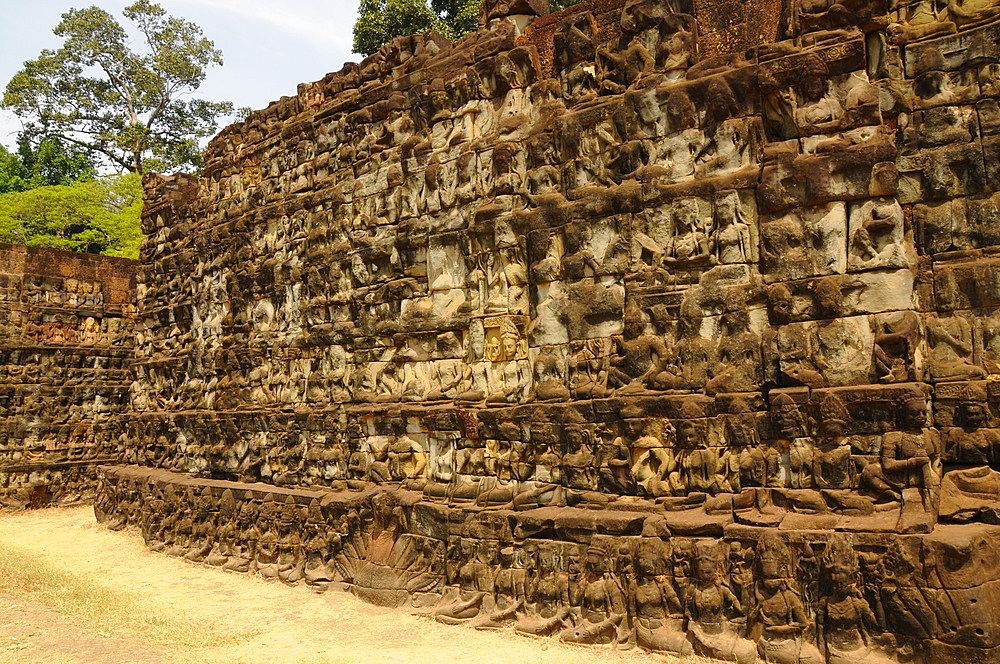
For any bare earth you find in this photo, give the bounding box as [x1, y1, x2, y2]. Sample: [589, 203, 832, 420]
[0, 506, 713, 664]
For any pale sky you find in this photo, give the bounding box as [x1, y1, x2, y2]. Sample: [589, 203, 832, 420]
[0, 0, 362, 151]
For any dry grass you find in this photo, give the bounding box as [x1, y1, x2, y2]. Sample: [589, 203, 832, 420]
[0, 506, 715, 664]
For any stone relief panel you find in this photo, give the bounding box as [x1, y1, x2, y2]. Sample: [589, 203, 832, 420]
[103, 0, 1000, 662]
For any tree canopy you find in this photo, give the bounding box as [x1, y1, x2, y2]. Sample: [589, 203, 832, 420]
[3, 1, 233, 174]
[0, 136, 96, 195]
[353, 0, 583, 56]
[0, 173, 142, 258]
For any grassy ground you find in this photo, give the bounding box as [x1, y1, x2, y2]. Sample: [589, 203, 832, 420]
[0, 506, 715, 664]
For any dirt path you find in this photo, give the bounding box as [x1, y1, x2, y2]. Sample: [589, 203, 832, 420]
[0, 507, 712, 664]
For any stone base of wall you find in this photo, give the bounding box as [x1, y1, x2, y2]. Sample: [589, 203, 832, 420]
[97, 464, 1000, 664]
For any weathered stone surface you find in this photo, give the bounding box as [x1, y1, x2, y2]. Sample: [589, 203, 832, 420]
[0, 244, 137, 510]
[97, 0, 1000, 661]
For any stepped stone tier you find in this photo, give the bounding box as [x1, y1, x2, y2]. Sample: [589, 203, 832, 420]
[97, 0, 1000, 662]
[0, 243, 136, 510]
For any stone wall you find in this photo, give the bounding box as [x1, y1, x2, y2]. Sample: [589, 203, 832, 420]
[0, 243, 136, 510]
[101, 0, 1000, 662]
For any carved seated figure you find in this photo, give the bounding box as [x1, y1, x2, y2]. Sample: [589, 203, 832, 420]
[473, 463, 580, 511]
[629, 538, 691, 656]
[471, 546, 530, 630]
[685, 541, 757, 664]
[861, 393, 941, 507]
[531, 348, 570, 401]
[849, 200, 906, 272]
[628, 420, 678, 498]
[750, 536, 824, 664]
[254, 518, 281, 580]
[387, 430, 428, 489]
[888, 0, 957, 44]
[599, 428, 636, 494]
[812, 397, 855, 491]
[562, 426, 598, 492]
[713, 191, 754, 265]
[559, 545, 627, 645]
[945, 388, 1000, 465]
[795, 0, 858, 32]
[873, 311, 920, 383]
[664, 199, 714, 268]
[223, 501, 258, 573]
[947, 0, 1000, 29]
[570, 338, 611, 399]
[435, 540, 496, 625]
[516, 544, 572, 637]
[818, 536, 894, 664]
[275, 506, 306, 586]
[861, 392, 941, 529]
[302, 503, 333, 590]
[608, 322, 684, 394]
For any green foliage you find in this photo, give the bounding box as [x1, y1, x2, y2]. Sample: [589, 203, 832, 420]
[0, 136, 96, 194]
[0, 172, 142, 258]
[354, 0, 438, 56]
[353, 0, 584, 56]
[3, 1, 233, 174]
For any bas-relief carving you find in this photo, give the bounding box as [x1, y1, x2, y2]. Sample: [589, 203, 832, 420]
[0, 246, 137, 510]
[102, 1, 1000, 662]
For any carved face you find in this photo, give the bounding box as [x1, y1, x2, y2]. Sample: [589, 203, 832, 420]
[502, 333, 518, 360]
[760, 555, 782, 580]
[902, 397, 927, 429]
[486, 336, 501, 362]
[674, 200, 698, 231]
[799, 75, 827, 102]
[636, 542, 665, 576]
[481, 539, 499, 565]
[774, 405, 804, 437]
[694, 554, 717, 582]
[565, 548, 582, 575]
[586, 549, 606, 574]
[539, 546, 557, 572]
[769, 285, 793, 320]
[960, 401, 988, 428]
[716, 192, 739, 224]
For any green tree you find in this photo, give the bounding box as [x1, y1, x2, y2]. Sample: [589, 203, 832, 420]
[0, 173, 142, 258]
[0, 136, 96, 194]
[353, 0, 583, 56]
[3, 1, 233, 174]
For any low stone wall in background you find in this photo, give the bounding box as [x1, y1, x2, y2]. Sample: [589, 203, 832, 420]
[0, 243, 137, 510]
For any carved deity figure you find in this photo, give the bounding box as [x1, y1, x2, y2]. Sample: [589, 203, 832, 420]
[750, 536, 824, 664]
[685, 541, 757, 664]
[516, 544, 572, 636]
[713, 191, 755, 265]
[559, 544, 627, 645]
[817, 536, 893, 664]
[926, 315, 985, 382]
[944, 385, 1000, 465]
[629, 538, 690, 655]
[861, 392, 942, 523]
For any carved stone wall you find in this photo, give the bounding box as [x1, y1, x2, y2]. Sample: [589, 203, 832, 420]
[102, 0, 1000, 662]
[0, 243, 136, 510]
